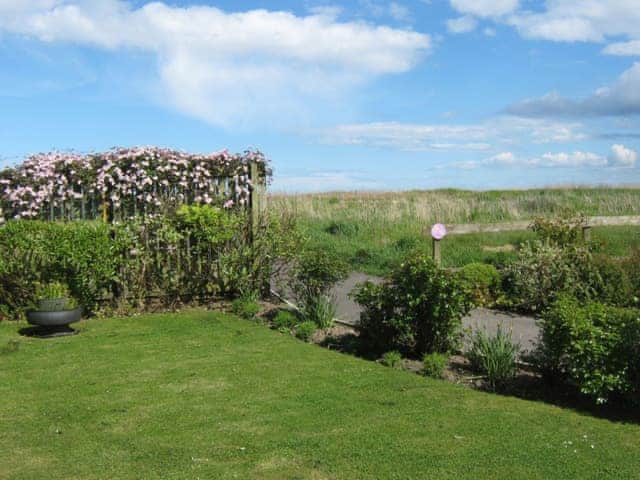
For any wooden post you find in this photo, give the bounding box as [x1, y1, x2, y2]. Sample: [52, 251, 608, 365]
[250, 161, 265, 241]
[432, 238, 441, 266]
[582, 225, 592, 242]
[101, 192, 108, 223]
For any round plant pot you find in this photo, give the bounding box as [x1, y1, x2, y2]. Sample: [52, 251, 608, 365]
[27, 307, 82, 328]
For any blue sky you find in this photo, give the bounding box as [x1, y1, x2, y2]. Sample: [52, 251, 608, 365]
[0, 0, 639, 191]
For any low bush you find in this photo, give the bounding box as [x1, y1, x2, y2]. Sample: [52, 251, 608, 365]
[353, 254, 473, 357]
[457, 262, 501, 307]
[592, 255, 635, 307]
[272, 310, 298, 332]
[537, 295, 640, 404]
[502, 240, 600, 313]
[530, 214, 585, 247]
[0, 220, 116, 317]
[291, 247, 347, 329]
[467, 328, 519, 392]
[380, 350, 402, 368]
[422, 352, 448, 379]
[231, 298, 261, 320]
[295, 321, 317, 342]
[622, 248, 640, 302]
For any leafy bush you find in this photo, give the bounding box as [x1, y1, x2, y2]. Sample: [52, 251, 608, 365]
[502, 240, 600, 313]
[537, 295, 640, 404]
[231, 298, 261, 320]
[353, 254, 473, 357]
[0, 220, 117, 317]
[591, 255, 635, 307]
[295, 321, 317, 342]
[530, 214, 585, 247]
[0, 209, 296, 318]
[622, 248, 640, 302]
[35, 281, 70, 300]
[380, 350, 402, 368]
[422, 352, 448, 379]
[467, 328, 519, 391]
[272, 310, 298, 332]
[291, 247, 347, 329]
[457, 262, 501, 307]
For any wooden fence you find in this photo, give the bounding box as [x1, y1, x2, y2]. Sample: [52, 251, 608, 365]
[35, 162, 265, 223]
[429, 215, 640, 264]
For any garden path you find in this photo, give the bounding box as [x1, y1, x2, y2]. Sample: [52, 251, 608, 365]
[329, 272, 540, 353]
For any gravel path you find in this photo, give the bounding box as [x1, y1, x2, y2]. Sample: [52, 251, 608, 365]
[330, 273, 540, 353]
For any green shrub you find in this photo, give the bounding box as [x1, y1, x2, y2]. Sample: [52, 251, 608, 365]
[422, 352, 448, 379]
[295, 321, 317, 342]
[291, 247, 347, 328]
[537, 295, 640, 404]
[353, 254, 473, 357]
[380, 350, 402, 368]
[231, 298, 261, 320]
[0, 209, 297, 318]
[467, 328, 519, 391]
[502, 240, 600, 313]
[457, 262, 501, 307]
[0, 220, 116, 317]
[622, 248, 640, 303]
[272, 310, 298, 332]
[35, 281, 70, 300]
[530, 214, 585, 247]
[592, 255, 634, 307]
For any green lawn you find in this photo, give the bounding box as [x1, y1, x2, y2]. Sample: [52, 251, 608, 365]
[1, 311, 639, 479]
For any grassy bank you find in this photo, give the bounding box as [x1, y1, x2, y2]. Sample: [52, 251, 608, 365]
[272, 188, 640, 274]
[1, 311, 639, 479]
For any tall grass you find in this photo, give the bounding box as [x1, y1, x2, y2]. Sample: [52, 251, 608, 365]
[271, 188, 640, 274]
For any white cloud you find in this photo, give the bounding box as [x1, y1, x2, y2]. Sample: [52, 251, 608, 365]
[0, 1, 430, 127]
[446, 16, 477, 34]
[603, 40, 640, 57]
[505, 1, 640, 46]
[507, 62, 640, 118]
[388, 2, 411, 22]
[609, 144, 638, 167]
[483, 27, 496, 37]
[449, 146, 637, 170]
[450, 0, 519, 18]
[539, 151, 606, 167]
[320, 116, 587, 150]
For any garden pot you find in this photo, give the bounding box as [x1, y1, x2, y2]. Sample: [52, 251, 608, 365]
[27, 307, 82, 327]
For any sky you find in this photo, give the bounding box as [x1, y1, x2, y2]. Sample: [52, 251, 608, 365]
[0, 0, 639, 192]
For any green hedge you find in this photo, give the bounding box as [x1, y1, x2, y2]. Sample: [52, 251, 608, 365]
[0, 207, 298, 319]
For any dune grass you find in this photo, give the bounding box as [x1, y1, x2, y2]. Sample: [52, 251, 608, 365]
[272, 188, 640, 274]
[1, 311, 640, 479]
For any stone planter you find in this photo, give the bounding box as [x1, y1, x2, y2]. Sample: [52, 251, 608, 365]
[26, 307, 82, 337]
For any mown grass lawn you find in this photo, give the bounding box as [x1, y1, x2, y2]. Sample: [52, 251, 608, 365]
[1, 311, 639, 479]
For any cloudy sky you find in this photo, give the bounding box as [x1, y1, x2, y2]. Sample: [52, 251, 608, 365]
[0, 0, 639, 191]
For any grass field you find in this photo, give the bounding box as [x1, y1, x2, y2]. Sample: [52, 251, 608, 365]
[2, 311, 640, 479]
[271, 188, 640, 274]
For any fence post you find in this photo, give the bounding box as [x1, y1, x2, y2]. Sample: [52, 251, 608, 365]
[432, 238, 442, 266]
[250, 161, 265, 241]
[101, 192, 108, 223]
[582, 224, 592, 242]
